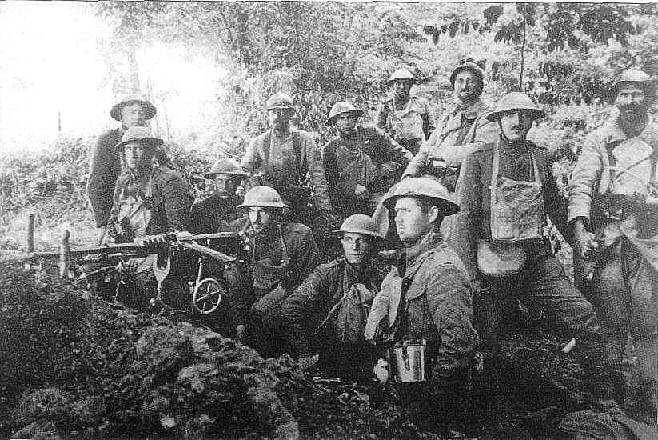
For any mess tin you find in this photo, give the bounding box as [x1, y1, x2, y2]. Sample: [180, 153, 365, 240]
[392, 339, 426, 382]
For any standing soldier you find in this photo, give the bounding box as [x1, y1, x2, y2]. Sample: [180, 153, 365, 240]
[240, 92, 334, 229]
[454, 92, 599, 351]
[377, 68, 434, 155]
[569, 69, 657, 363]
[227, 186, 319, 356]
[324, 102, 413, 219]
[280, 214, 386, 381]
[188, 158, 248, 234]
[403, 60, 495, 189]
[365, 177, 478, 434]
[88, 95, 157, 240]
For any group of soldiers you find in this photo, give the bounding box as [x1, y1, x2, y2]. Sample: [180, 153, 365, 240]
[87, 61, 657, 434]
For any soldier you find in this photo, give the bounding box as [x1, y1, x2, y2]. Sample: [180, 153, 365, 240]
[403, 60, 495, 189]
[454, 92, 599, 351]
[377, 68, 434, 155]
[227, 186, 319, 356]
[323, 102, 413, 219]
[106, 126, 191, 243]
[88, 95, 157, 240]
[569, 69, 657, 360]
[365, 177, 478, 434]
[240, 92, 334, 228]
[188, 158, 248, 234]
[279, 214, 386, 381]
[104, 126, 192, 307]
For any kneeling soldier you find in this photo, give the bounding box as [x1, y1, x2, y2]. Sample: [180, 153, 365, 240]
[280, 214, 386, 381]
[228, 186, 319, 356]
[365, 177, 478, 434]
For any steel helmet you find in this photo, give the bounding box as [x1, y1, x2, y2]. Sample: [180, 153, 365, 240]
[449, 60, 485, 89]
[266, 92, 295, 110]
[238, 186, 287, 209]
[336, 214, 384, 239]
[115, 126, 163, 152]
[615, 68, 654, 96]
[383, 176, 459, 215]
[205, 158, 249, 179]
[110, 94, 157, 122]
[326, 102, 365, 126]
[388, 68, 415, 84]
[486, 92, 545, 122]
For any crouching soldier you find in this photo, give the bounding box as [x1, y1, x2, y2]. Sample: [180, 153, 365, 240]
[104, 126, 192, 305]
[106, 126, 191, 242]
[279, 214, 386, 381]
[227, 186, 319, 356]
[365, 177, 478, 434]
[188, 158, 247, 234]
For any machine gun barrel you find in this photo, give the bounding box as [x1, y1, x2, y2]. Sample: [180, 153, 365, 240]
[178, 241, 236, 263]
[174, 232, 240, 241]
[31, 243, 148, 259]
[28, 231, 241, 260]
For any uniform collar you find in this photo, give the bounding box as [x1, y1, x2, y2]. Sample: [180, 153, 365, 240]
[451, 98, 486, 119]
[404, 231, 443, 265]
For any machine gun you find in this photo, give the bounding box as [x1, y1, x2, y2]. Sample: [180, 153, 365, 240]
[28, 228, 245, 316]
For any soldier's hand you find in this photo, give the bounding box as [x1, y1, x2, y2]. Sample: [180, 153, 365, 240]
[354, 184, 368, 196]
[236, 324, 247, 342]
[380, 161, 401, 176]
[646, 194, 658, 207]
[135, 234, 167, 248]
[573, 219, 598, 259]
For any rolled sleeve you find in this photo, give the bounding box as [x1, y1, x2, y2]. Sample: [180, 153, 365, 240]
[568, 135, 604, 222]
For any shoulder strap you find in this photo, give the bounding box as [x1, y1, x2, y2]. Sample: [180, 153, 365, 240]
[263, 131, 272, 168]
[490, 140, 500, 215]
[292, 130, 304, 182]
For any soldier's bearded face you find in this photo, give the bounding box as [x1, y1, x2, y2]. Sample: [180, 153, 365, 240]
[394, 197, 435, 245]
[453, 71, 480, 103]
[616, 84, 647, 124]
[120, 103, 146, 128]
[336, 113, 358, 135]
[341, 232, 372, 265]
[499, 111, 533, 142]
[248, 206, 275, 233]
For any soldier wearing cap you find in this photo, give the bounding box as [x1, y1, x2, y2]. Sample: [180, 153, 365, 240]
[240, 92, 334, 227]
[105, 126, 191, 243]
[365, 177, 478, 433]
[280, 214, 387, 380]
[324, 101, 413, 219]
[188, 158, 248, 234]
[569, 69, 658, 360]
[455, 92, 598, 351]
[226, 185, 319, 355]
[403, 60, 496, 188]
[376, 68, 435, 155]
[88, 95, 157, 237]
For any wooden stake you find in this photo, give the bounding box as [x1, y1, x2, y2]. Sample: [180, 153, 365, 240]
[27, 213, 35, 253]
[59, 230, 71, 279]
